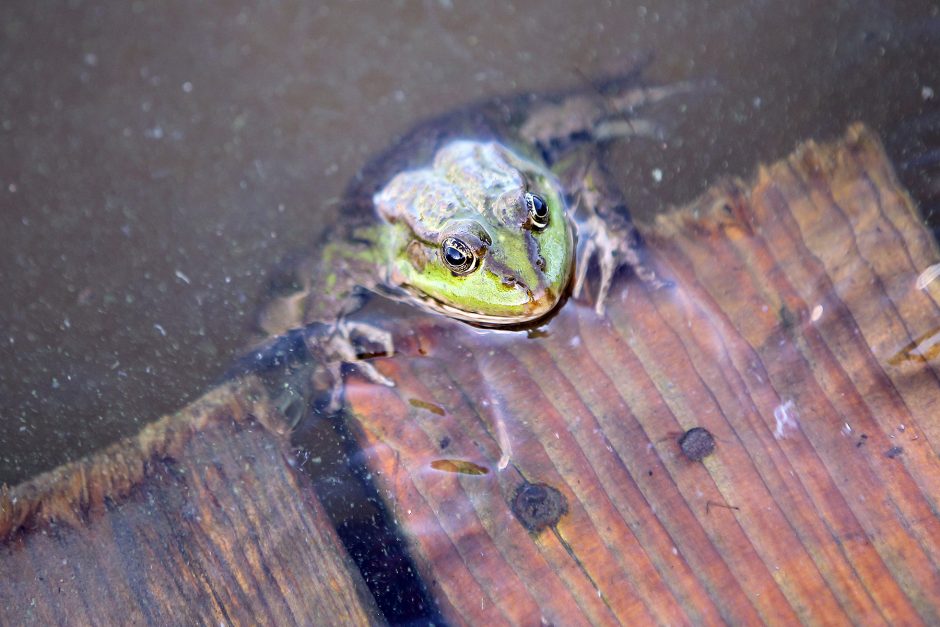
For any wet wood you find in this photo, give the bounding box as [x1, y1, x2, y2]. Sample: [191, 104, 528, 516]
[345, 124, 940, 625]
[0, 380, 380, 625]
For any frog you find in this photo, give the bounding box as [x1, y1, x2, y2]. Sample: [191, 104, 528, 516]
[234, 71, 691, 420]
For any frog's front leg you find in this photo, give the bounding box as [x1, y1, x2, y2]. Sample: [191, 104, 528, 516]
[230, 317, 395, 425]
[561, 151, 669, 315]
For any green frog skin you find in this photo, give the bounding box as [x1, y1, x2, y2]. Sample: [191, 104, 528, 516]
[240, 73, 690, 415]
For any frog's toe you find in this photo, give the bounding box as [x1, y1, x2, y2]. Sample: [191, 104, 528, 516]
[572, 237, 596, 299]
[352, 360, 395, 388]
[329, 319, 395, 388]
[342, 319, 395, 359]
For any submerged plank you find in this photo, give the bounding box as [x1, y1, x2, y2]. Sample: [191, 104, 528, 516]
[0, 379, 380, 625]
[345, 124, 940, 625]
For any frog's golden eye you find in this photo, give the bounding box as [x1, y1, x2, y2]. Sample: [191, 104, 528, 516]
[440, 237, 477, 275]
[525, 192, 549, 230]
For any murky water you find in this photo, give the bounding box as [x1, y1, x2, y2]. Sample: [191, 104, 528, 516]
[1, 0, 938, 488]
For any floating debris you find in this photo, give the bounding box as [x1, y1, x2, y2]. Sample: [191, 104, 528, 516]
[408, 398, 446, 416]
[888, 326, 940, 365]
[773, 400, 798, 439]
[915, 262, 940, 290]
[511, 482, 568, 532]
[429, 459, 489, 476]
[678, 427, 716, 461]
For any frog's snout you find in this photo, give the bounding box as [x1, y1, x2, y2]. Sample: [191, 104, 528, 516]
[510, 277, 559, 318]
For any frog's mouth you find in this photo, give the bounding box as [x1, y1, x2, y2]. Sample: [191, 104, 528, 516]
[404, 259, 575, 328]
[414, 289, 558, 326]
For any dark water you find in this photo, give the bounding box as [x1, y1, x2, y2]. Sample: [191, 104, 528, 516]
[1, 0, 938, 487]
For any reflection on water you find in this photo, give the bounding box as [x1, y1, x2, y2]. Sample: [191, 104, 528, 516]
[1, 0, 938, 486]
[2, 1, 940, 623]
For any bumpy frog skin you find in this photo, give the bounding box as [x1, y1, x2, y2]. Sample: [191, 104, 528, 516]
[242, 76, 691, 414]
[374, 141, 573, 326]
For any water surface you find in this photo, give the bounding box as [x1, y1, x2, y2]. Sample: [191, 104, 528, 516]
[1, 0, 938, 486]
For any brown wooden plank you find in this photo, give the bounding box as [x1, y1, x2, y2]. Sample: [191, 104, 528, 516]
[345, 123, 940, 625]
[0, 379, 380, 626]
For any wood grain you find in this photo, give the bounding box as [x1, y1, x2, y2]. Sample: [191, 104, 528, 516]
[345, 124, 940, 625]
[0, 380, 380, 626]
[2, 124, 936, 625]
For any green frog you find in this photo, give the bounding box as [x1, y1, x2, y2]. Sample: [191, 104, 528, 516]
[237, 72, 689, 417]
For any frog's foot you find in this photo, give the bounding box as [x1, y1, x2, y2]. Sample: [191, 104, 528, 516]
[318, 319, 395, 412]
[328, 319, 395, 386]
[238, 319, 395, 422]
[573, 213, 668, 316]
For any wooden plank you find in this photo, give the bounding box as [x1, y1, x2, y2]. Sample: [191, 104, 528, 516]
[0, 380, 380, 626]
[344, 124, 940, 625]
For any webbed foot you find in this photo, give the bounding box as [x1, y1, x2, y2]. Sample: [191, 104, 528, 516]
[567, 156, 670, 315]
[323, 319, 395, 408]
[573, 212, 667, 315]
[231, 318, 395, 425]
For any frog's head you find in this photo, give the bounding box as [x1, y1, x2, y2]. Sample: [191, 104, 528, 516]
[375, 141, 574, 326]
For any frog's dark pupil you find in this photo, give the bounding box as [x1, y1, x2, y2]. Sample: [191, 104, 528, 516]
[444, 245, 466, 265]
[526, 192, 549, 229]
[441, 236, 475, 274]
[531, 194, 547, 218]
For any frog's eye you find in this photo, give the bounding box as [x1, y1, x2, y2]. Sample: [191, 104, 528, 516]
[525, 192, 549, 230]
[440, 237, 477, 275]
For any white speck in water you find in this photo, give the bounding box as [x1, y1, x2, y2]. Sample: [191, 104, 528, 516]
[496, 414, 511, 470]
[923, 86, 935, 101]
[773, 399, 797, 439]
[324, 163, 339, 176]
[393, 89, 406, 103]
[51, 378, 60, 390]
[144, 126, 164, 140]
[83, 52, 98, 67]
[915, 262, 940, 290]
[175, 270, 191, 284]
[811, 305, 823, 322]
[898, 424, 906, 432]
[8, 183, 17, 193]
[182, 81, 193, 93]
[841, 422, 852, 436]
[569, 335, 581, 348]
[752, 96, 762, 109]
[651, 168, 663, 183]
[154, 323, 167, 336]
